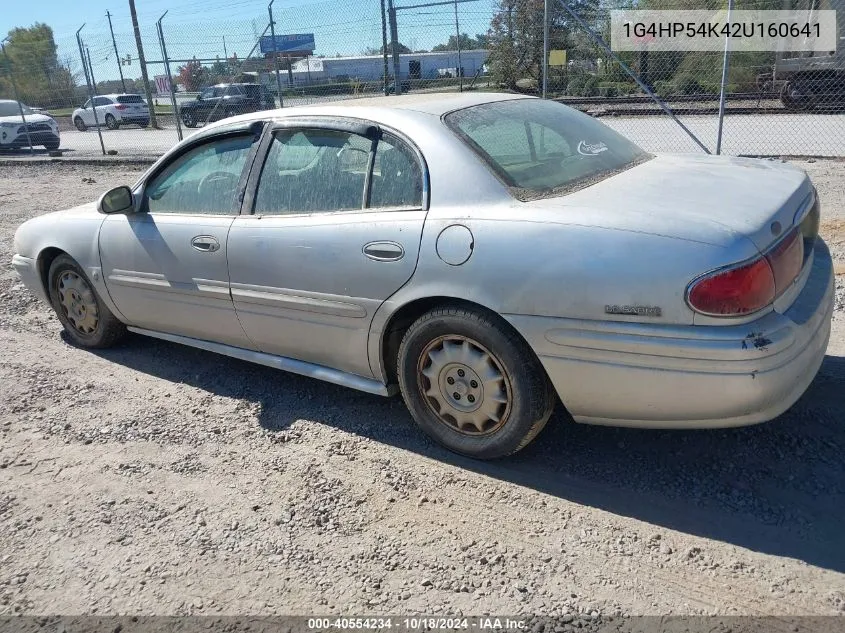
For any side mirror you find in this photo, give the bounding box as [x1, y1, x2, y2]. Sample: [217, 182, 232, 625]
[98, 186, 134, 214]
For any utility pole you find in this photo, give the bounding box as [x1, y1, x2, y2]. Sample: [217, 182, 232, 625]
[106, 11, 127, 92]
[387, 0, 401, 95]
[223, 36, 228, 60]
[129, 0, 159, 128]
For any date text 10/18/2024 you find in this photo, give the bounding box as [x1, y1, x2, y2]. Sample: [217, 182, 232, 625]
[307, 618, 529, 630]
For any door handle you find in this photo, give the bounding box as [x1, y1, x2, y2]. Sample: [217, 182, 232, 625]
[191, 235, 221, 252]
[363, 241, 404, 262]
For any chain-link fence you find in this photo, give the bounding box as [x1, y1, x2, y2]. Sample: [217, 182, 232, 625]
[1, 0, 843, 158]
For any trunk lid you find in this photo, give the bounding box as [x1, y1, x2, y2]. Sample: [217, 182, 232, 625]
[528, 153, 815, 252]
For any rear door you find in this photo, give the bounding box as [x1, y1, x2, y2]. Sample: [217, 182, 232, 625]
[227, 119, 427, 378]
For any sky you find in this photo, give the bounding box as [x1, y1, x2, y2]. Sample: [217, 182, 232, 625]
[1, 0, 496, 84]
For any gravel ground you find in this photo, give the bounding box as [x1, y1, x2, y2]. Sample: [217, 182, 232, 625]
[1, 161, 844, 617]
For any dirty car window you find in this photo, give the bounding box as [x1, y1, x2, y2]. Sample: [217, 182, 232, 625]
[444, 99, 651, 200]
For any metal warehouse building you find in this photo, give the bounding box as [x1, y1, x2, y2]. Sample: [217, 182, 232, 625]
[288, 49, 488, 84]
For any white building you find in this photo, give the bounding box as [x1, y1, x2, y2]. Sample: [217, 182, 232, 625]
[287, 49, 489, 84]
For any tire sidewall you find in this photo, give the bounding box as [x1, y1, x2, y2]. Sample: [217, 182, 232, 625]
[48, 256, 109, 347]
[399, 311, 552, 459]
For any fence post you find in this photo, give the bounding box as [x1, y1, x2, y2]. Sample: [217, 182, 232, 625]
[380, 0, 390, 95]
[157, 12, 183, 142]
[454, 0, 463, 92]
[388, 0, 402, 94]
[555, 0, 711, 154]
[268, 0, 285, 107]
[0, 39, 34, 154]
[76, 25, 106, 156]
[716, 0, 734, 155]
[106, 11, 127, 93]
[542, 0, 549, 98]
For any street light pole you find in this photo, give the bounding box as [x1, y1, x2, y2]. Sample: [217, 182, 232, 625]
[106, 11, 127, 92]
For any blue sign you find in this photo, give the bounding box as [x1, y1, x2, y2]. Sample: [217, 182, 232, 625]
[259, 33, 316, 54]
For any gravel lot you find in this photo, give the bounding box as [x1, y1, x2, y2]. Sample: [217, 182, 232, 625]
[1, 160, 844, 618]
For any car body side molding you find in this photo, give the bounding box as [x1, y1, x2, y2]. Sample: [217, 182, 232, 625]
[127, 326, 397, 397]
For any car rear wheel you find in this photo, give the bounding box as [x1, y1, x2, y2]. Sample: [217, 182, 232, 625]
[105, 114, 119, 130]
[73, 117, 87, 131]
[47, 254, 126, 349]
[398, 305, 556, 460]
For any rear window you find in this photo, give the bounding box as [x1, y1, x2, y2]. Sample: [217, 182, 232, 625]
[444, 98, 651, 201]
[117, 95, 145, 104]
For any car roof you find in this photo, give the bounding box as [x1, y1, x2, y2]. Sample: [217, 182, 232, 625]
[201, 91, 533, 136]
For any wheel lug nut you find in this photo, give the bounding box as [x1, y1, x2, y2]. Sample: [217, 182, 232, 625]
[453, 393, 461, 400]
[447, 377, 455, 385]
[457, 369, 465, 377]
[470, 380, 478, 388]
[467, 395, 475, 403]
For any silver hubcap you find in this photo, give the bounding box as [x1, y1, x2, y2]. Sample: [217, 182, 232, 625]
[418, 335, 511, 436]
[57, 271, 99, 335]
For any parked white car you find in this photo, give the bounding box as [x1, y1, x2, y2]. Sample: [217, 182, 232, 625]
[72, 94, 150, 131]
[0, 99, 60, 151]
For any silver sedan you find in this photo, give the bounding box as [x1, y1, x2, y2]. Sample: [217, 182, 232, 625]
[12, 93, 834, 459]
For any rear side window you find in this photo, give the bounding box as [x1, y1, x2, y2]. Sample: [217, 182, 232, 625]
[444, 98, 650, 200]
[117, 95, 145, 104]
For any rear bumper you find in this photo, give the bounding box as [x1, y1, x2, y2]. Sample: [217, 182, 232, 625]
[12, 254, 47, 303]
[506, 239, 834, 428]
[118, 116, 150, 124]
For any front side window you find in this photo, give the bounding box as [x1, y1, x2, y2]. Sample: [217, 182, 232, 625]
[145, 135, 255, 215]
[444, 98, 650, 200]
[200, 88, 216, 100]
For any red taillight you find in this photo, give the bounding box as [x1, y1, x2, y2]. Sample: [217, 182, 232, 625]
[766, 227, 803, 292]
[114, 104, 127, 110]
[687, 257, 776, 316]
[687, 227, 804, 317]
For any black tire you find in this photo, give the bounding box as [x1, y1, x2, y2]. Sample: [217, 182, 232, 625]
[73, 116, 87, 132]
[181, 111, 196, 128]
[398, 305, 556, 460]
[47, 254, 126, 349]
[138, 120, 149, 128]
[43, 141, 60, 151]
[105, 114, 119, 130]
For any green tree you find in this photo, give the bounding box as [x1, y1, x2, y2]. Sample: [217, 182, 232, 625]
[432, 33, 490, 51]
[0, 23, 77, 107]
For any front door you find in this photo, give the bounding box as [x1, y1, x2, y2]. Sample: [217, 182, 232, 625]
[227, 123, 427, 377]
[99, 131, 261, 348]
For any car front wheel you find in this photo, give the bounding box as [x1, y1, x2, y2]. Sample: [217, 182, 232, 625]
[47, 254, 126, 348]
[73, 117, 87, 131]
[181, 111, 196, 128]
[398, 305, 556, 459]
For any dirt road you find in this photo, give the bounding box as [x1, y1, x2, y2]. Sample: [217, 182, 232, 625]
[1, 161, 844, 618]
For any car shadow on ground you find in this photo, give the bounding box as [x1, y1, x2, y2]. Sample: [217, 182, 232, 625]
[86, 332, 845, 574]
